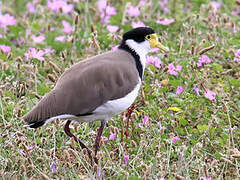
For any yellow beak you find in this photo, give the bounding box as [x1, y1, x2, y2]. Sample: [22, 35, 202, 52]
[147, 34, 169, 53]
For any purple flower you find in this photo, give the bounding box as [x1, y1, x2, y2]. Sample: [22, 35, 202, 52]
[47, 0, 74, 14]
[146, 56, 162, 69]
[156, 18, 175, 25]
[172, 136, 180, 143]
[138, 0, 146, 6]
[176, 65, 182, 71]
[124, 154, 129, 164]
[107, 25, 119, 33]
[168, 63, 181, 76]
[143, 116, 149, 125]
[52, 161, 57, 173]
[201, 177, 212, 180]
[32, 35, 45, 43]
[18, 37, 25, 44]
[0, 14, 16, 28]
[210, 2, 222, 10]
[83, 178, 91, 180]
[127, 6, 140, 17]
[197, 55, 212, 68]
[102, 136, 108, 142]
[24, 48, 45, 61]
[176, 86, 183, 95]
[0, 45, 11, 54]
[234, 49, 240, 62]
[97, 0, 107, 12]
[106, 5, 117, 16]
[44, 48, 55, 54]
[131, 21, 146, 28]
[193, 84, 200, 96]
[109, 131, 116, 140]
[157, 121, 162, 129]
[18, 149, 25, 155]
[62, 20, 72, 34]
[27, 2, 36, 13]
[55, 35, 66, 42]
[204, 90, 216, 101]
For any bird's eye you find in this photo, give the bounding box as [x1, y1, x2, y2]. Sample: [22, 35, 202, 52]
[146, 35, 151, 40]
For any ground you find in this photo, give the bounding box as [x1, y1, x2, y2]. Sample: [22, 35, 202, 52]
[0, 0, 240, 179]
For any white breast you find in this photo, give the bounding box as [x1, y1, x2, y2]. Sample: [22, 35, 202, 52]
[92, 80, 141, 119]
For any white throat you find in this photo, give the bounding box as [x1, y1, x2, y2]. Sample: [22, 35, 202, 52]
[125, 39, 151, 70]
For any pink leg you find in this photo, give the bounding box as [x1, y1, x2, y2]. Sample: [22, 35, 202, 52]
[64, 120, 93, 164]
[94, 120, 105, 164]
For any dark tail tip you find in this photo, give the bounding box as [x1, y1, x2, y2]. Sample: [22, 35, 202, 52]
[28, 121, 46, 128]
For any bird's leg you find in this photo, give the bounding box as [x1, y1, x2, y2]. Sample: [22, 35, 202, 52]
[125, 104, 135, 139]
[64, 120, 93, 164]
[94, 120, 106, 164]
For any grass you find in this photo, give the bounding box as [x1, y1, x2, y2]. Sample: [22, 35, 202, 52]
[0, 0, 240, 179]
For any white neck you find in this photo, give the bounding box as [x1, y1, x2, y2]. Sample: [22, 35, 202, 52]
[125, 39, 151, 70]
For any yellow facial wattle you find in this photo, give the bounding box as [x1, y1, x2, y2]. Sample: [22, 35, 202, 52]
[146, 33, 169, 53]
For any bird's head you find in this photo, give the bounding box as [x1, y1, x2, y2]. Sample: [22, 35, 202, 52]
[120, 27, 169, 54]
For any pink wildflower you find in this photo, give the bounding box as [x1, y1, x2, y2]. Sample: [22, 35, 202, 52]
[168, 63, 181, 76]
[157, 121, 162, 129]
[172, 136, 180, 143]
[52, 161, 57, 173]
[27, 2, 36, 13]
[138, 0, 146, 6]
[143, 116, 149, 125]
[146, 56, 162, 69]
[24, 48, 45, 61]
[124, 154, 129, 164]
[127, 6, 140, 17]
[44, 48, 55, 54]
[0, 45, 11, 54]
[201, 177, 212, 180]
[47, 0, 74, 14]
[55, 35, 66, 42]
[234, 49, 240, 62]
[176, 65, 182, 71]
[0, 14, 16, 28]
[197, 55, 212, 68]
[176, 86, 183, 95]
[193, 84, 200, 96]
[97, 0, 107, 12]
[102, 136, 108, 142]
[156, 18, 175, 25]
[32, 35, 45, 43]
[210, 2, 222, 10]
[107, 25, 119, 33]
[109, 131, 116, 140]
[204, 90, 216, 101]
[131, 21, 146, 28]
[106, 5, 117, 16]
[62, 20, 72, 34]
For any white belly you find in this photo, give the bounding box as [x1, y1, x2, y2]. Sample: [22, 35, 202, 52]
[44, 81, 141, 124]
[94, 82, 141, 115]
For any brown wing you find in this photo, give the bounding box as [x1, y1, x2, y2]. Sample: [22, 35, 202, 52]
[23, 50, 139, 123]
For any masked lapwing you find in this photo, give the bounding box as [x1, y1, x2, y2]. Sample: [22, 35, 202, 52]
[23, 27, 169, 164]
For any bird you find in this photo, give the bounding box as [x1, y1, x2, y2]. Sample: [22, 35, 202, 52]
[22, 27, 169, 164]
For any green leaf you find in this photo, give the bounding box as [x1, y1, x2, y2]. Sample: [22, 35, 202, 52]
[197, 124, 208, 131]
[37, 85, 51, 96]
[179, 119, 188, 126]
[215, 152, 222, 159]
[229, 78, 240, 87]
[129, 176, 143, 180]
